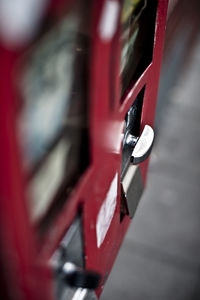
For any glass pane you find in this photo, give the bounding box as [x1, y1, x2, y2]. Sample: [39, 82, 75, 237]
[17, 0, 90, 222]
[121, 0, 157, 95]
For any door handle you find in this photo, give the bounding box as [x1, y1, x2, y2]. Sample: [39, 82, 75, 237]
[125, 125, 154, 165]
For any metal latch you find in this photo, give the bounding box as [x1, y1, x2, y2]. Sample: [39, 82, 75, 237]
[125, 124, 154, 165]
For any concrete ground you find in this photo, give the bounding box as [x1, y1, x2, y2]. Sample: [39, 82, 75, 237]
[101, 25, 200, 300]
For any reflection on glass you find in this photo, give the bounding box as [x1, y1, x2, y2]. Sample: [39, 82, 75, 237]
[121, 0, 147, 74]
[19, 15, 80, 169]
[17, 0, 90, 222]
[121, 0, 157, 95]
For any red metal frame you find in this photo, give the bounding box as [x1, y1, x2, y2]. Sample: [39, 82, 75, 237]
[0, 0, 168, 299]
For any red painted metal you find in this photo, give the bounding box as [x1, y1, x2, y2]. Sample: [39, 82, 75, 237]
[0, 0, 168, 299]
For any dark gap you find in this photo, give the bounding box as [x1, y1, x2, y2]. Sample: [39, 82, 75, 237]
[121, 86, 145, 177]
[120, 86, 145, 222]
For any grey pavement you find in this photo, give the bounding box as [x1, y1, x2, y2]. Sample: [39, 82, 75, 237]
[101, 30, 200, 300]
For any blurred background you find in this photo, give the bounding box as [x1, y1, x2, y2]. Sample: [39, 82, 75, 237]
[101, 0, 200, 299]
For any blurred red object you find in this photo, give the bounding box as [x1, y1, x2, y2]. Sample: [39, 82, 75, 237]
[0, 0, 168, 299]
